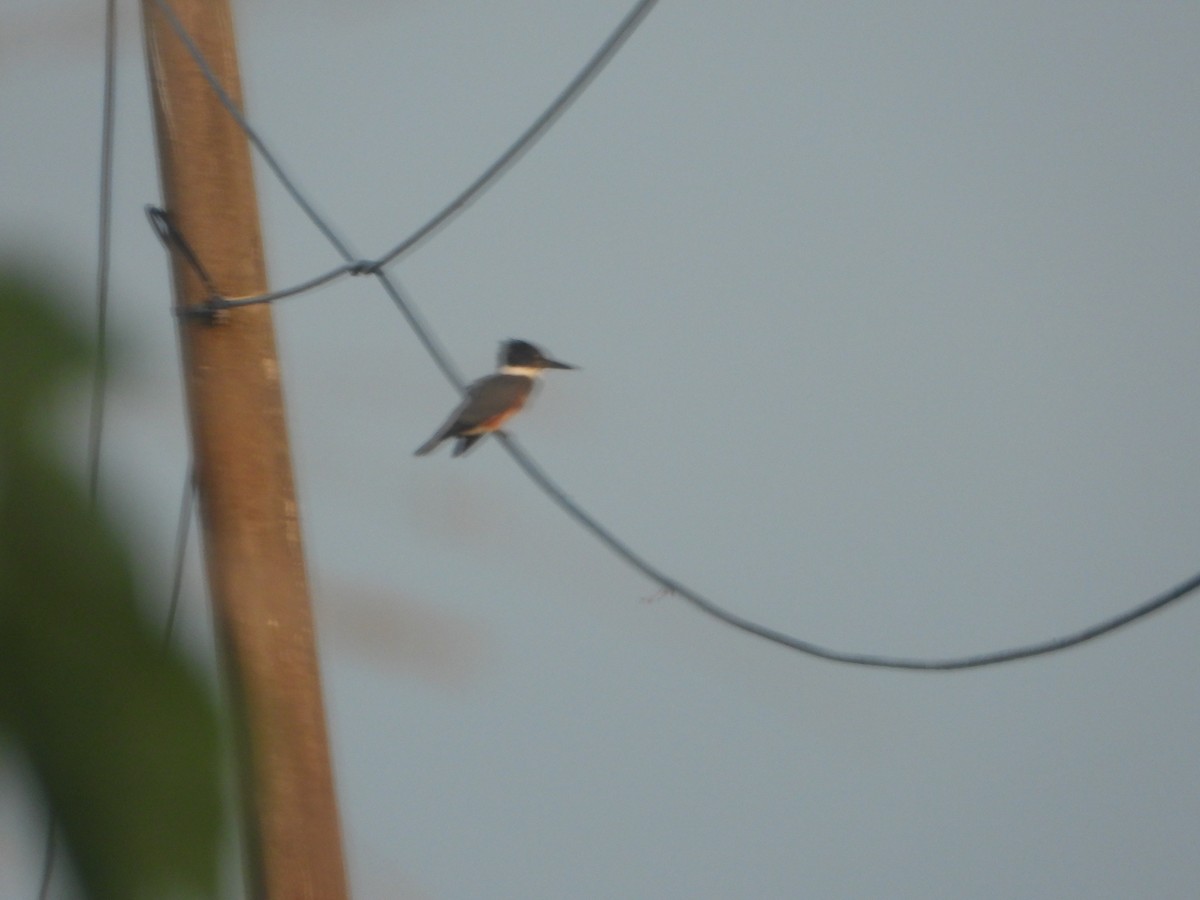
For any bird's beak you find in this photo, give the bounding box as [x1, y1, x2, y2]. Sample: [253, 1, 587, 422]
[542, 358, 576, 370]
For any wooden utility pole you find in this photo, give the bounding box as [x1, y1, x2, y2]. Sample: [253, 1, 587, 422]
[140, 2, 349, 897]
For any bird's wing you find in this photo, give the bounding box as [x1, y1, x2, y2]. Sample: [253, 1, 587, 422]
[449, 374, 535, 432]
[414, 375, 534, 455]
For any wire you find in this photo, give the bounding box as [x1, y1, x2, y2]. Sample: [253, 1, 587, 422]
[40, 10, 201, 898]
[149, 0, 357, 265]
[34, 837, 56, 900]
[39, 2, 120, 896]
[203, 260, 366, 309]
[151, 0, 475, 387]
[369, 0, 661, 268]
[498, 433, 1200, 668]
[148, 0, 1200, 670]
[163, 465, 197, 642]
[146, 206, 219, 299]
[371, 270, 465, 392]
[86, 0, 118, 509]
[151, 0, 662, 315]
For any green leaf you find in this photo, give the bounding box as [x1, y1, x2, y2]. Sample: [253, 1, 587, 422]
[0, 272, 224, 899]
[0, 271, 90, 437]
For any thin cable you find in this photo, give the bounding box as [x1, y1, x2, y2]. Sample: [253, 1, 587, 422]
[372, 270, 464, 391]
[146, 0, 661, 315]
[147, 206, 369, 315]
[42, 15, 195, 896]
[203, 260, 367, 310]
[163, 465, 197, 643]
[498, 433, 1200, 669]
[145, 4, 467, 435]
[36, 475, 196, 900]
[86, 0, 118, 508]
[149, 0, 356, 264]
[150, 1, 1200, 670]
[148, 2, 472, 387]
[38, 3, 120, 896]
[370, 0, 661, 269]
[34, 837, 56, 900]
[146, 206, 219, 298]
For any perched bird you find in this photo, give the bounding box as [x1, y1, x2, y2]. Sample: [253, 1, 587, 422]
[414, 339, 576, 457]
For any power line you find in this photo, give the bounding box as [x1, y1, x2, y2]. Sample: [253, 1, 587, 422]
[199, 259, 365, 310]
[86, 0, 118, 508]
[39, 2, 120, 896]
[38, 8, 206, 897]
[147, 0, 1200, 670]
[149, 0, 357, 264]
[500, 433, 1199, 668]
[150, 0, 662, 315]
[368, 0, 661, 268]
[150, 198, 467, 391]
[146, 206, 219, 298]
[162, 465, 197, 642]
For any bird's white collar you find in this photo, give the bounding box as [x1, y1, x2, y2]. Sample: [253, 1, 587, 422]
[499, 365, 543, 377]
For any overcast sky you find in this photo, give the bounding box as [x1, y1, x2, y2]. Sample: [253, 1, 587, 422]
[3, 2, 1200, 898]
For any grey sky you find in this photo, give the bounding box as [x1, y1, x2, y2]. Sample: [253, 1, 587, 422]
[3, 2, 1199, 897]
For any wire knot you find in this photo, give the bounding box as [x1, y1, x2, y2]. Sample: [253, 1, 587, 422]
[348, 259, 379, 276]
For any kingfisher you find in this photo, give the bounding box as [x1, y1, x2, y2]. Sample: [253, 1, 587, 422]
[414, 339, 576, 457]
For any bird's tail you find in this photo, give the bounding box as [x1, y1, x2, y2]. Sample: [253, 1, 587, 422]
[414, 430, 448, 456]
[451, 434, 485, 457]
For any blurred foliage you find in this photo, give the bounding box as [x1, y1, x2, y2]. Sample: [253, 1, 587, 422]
[0, 271, 223, 899]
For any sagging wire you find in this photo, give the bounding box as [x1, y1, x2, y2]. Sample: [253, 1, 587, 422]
[148, 0, 1200, 671]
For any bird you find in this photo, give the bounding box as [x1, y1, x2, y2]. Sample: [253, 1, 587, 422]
[414, 339, 576, 457]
